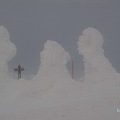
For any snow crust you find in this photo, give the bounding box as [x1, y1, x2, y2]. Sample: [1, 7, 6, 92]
[0, 26, 120, 120]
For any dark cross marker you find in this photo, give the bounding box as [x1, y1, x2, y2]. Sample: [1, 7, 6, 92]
[14, 64, 24, 79]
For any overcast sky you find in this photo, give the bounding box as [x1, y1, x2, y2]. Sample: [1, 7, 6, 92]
[0, 0, 120, 77]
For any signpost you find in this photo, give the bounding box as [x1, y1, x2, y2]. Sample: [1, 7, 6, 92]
[14, 64, 24, 79]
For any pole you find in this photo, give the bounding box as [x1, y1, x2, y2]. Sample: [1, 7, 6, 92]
[72, 60, 74, 79]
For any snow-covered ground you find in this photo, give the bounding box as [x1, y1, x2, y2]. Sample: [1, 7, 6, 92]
[0, 26, 120, 120]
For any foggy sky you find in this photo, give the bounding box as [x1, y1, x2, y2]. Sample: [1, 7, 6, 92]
[0, 0, 120, 77]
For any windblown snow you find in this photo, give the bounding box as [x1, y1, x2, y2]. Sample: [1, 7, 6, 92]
[0, 26, 120, 120]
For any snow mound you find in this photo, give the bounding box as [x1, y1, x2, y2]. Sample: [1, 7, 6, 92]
[0, 26, 16, 78]
[36, 40, 71, 80]
[26, 40, 79, 97]
[78, 27, 119, 87]
[76, 27, 120, 120]
[0, 26, 19, 102]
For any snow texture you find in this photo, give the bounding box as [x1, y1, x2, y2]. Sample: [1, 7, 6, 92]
[0, 26, 120, 120]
